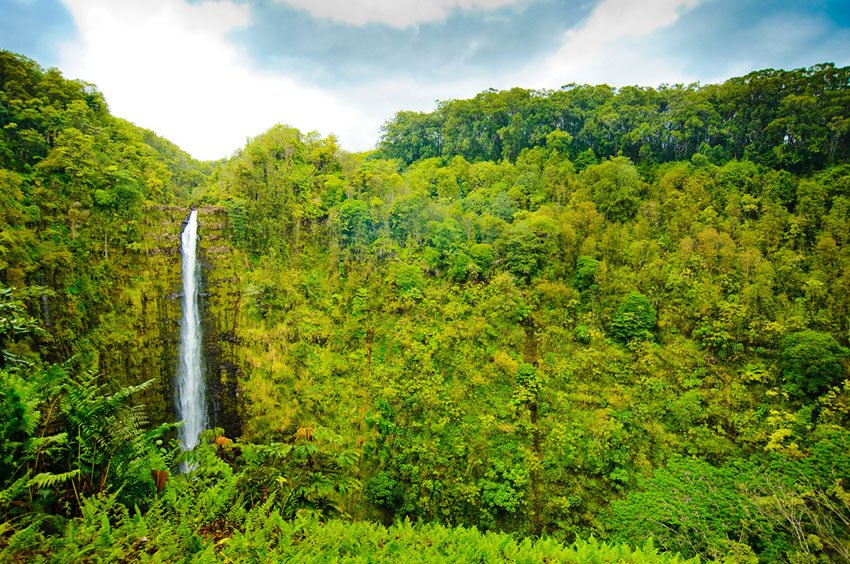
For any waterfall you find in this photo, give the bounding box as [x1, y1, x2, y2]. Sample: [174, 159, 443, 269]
[177, 209, 207, 464]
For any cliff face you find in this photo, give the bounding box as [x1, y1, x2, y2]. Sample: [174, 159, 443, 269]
[92, 205, 244, 434]
[197, 206, 244, 438]
[93, 205, 185, 424]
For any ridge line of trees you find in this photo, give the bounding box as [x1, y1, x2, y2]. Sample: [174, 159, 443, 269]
[379, 63, 850, 172]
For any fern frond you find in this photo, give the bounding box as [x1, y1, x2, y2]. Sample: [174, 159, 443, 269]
[26, 469, 80, 489]
[0, 473, 30, 504]
[28, 432, 68, 450]
[104, 379, 154, 409]
[144, 421, 180, 441]
[1, 371, 42, 436]
[22, 409, 42, 437]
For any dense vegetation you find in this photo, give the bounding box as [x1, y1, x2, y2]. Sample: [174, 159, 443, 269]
[379, 64, 850, 172]
[2, 49, 849, 561]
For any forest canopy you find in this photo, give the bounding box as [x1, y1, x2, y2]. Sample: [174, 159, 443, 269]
[379, 64, 850, 172]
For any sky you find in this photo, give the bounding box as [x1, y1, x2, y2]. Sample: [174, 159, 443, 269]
[2, 0, 849, 160]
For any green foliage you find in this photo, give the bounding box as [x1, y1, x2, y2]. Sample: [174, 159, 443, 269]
[201, 103, 850, 556]
[468, 243, 495, 274]
[610, 432, 850, 562]
[780, 330, 849, 399]
[1, 496, 696, 562]
[26, 469, 80, 490]
[573, 324, 591, 344]
[611, 293, 657, 344]
[0, 296, 174, 546]
[583, 156, 643, 222]
[364, 471, 403, 511]
[379, 64, 850, 172]
[0, 51, 209, 395]
[232, 427, 362, 520]
[573, 255, 599, 290]
[502, 213, 561, 281]
[609, 456, 768, 561]
[393, 264, 424, 297]
[337, 198, 375, 247]
[0, 286, 43, 366]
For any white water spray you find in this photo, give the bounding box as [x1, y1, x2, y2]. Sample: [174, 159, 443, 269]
[177, 210, 207, 462]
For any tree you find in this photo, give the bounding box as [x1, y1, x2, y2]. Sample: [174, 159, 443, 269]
[573, 255, 599, 291]
[610, 292, 656, 343]
[582, 156, 642, 222]
[336, 198, 374, 248]
[608, 457, 765, 561]
[779, 330, 848, 400]
[501, 213, 561, 281]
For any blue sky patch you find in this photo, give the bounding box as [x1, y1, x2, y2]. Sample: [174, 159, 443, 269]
[0, 0, 77, 66]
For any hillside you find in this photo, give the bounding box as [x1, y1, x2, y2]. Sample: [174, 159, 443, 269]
[2, 50, 849, 561]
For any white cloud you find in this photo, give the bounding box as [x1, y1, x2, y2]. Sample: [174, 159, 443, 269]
[274, 0, 524, 28]
[58, 0, 375, 160]
[525, 0, 703, 88]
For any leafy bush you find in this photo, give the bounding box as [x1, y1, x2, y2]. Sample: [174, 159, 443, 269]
[583, 157, 643, 222]
[609, 433, 850, 562]
[573, 324, 591, 344]
[364, 471, 403, 511]
[573, 256, 599, 291]
[610, 292, 657, 344]
[780, 330, 848, 399]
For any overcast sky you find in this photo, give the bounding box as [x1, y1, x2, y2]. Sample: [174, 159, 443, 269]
[2, 0, 849, 160]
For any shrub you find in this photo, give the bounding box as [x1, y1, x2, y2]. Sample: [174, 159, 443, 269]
[611, 292, 656, 344]
[780, 330, 848, 399]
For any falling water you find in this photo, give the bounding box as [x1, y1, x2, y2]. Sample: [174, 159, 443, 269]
[177, 210, 207, 464]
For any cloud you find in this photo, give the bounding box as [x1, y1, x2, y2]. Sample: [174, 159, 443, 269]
[232, 0, 590, 87]
[273, 0, 525, 28]
[57, 0, 373, 160]
[527, 0, 703, 88]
